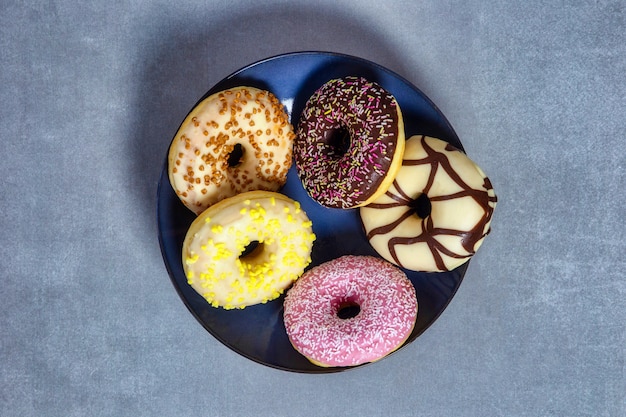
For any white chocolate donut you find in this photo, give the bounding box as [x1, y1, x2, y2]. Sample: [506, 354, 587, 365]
[183, 191, 315, 309]
[168, 87, 295, 215]
[360, 135, 497, 272]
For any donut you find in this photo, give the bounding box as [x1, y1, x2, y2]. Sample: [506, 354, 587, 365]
[168, 87, 295, 215]
[294, 76, 405, 209]
[283, 255, 418, 367]
[182, 190, 315, 309]
[360, 135, 497, 272]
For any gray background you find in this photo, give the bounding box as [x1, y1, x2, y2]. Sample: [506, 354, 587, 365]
[1, 0, 624, 416]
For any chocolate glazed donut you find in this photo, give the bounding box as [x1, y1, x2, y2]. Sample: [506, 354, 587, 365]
[294, 76, 405, 209]
[360, 135, 497, 272]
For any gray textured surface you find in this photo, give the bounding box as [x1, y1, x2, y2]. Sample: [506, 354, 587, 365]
[1, 0, 625, 416]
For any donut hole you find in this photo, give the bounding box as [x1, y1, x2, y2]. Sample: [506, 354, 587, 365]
[336, 301, 361, 320]
[324, 126, 351, 158]
[410, 193, 432, 219]
[227, 143, 244, 167]
[239, 240, 264, 260]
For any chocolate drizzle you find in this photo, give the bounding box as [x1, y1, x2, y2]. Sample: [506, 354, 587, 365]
[365, 135, 497, 271]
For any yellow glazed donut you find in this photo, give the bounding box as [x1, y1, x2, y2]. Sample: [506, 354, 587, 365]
[360, 135, 497, 272]
[182, 191, 315, 309]
[168, 87, 295, 215]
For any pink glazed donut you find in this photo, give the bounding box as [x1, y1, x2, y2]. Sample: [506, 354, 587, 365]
[283, 255, 418, 367]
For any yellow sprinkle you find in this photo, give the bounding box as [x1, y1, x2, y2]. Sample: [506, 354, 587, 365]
[249, 206, 266, 222]
[203, 216, 211, 224]
[185, 253, 199, 265]
[267, 218, 281, 231]
[270, 197, 276, 206]
[235, 259, 246, 276]
[240, 208, 247, 214]
[213, 242, 232, 260]
[211, 224, 223, 234]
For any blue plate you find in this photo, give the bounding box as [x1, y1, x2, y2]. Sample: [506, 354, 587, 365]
[157, 51, 468, 373]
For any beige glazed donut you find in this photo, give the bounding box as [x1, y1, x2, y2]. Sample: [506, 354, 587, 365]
[360, 135, 497, 272]
[168, 87, 295, 215]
